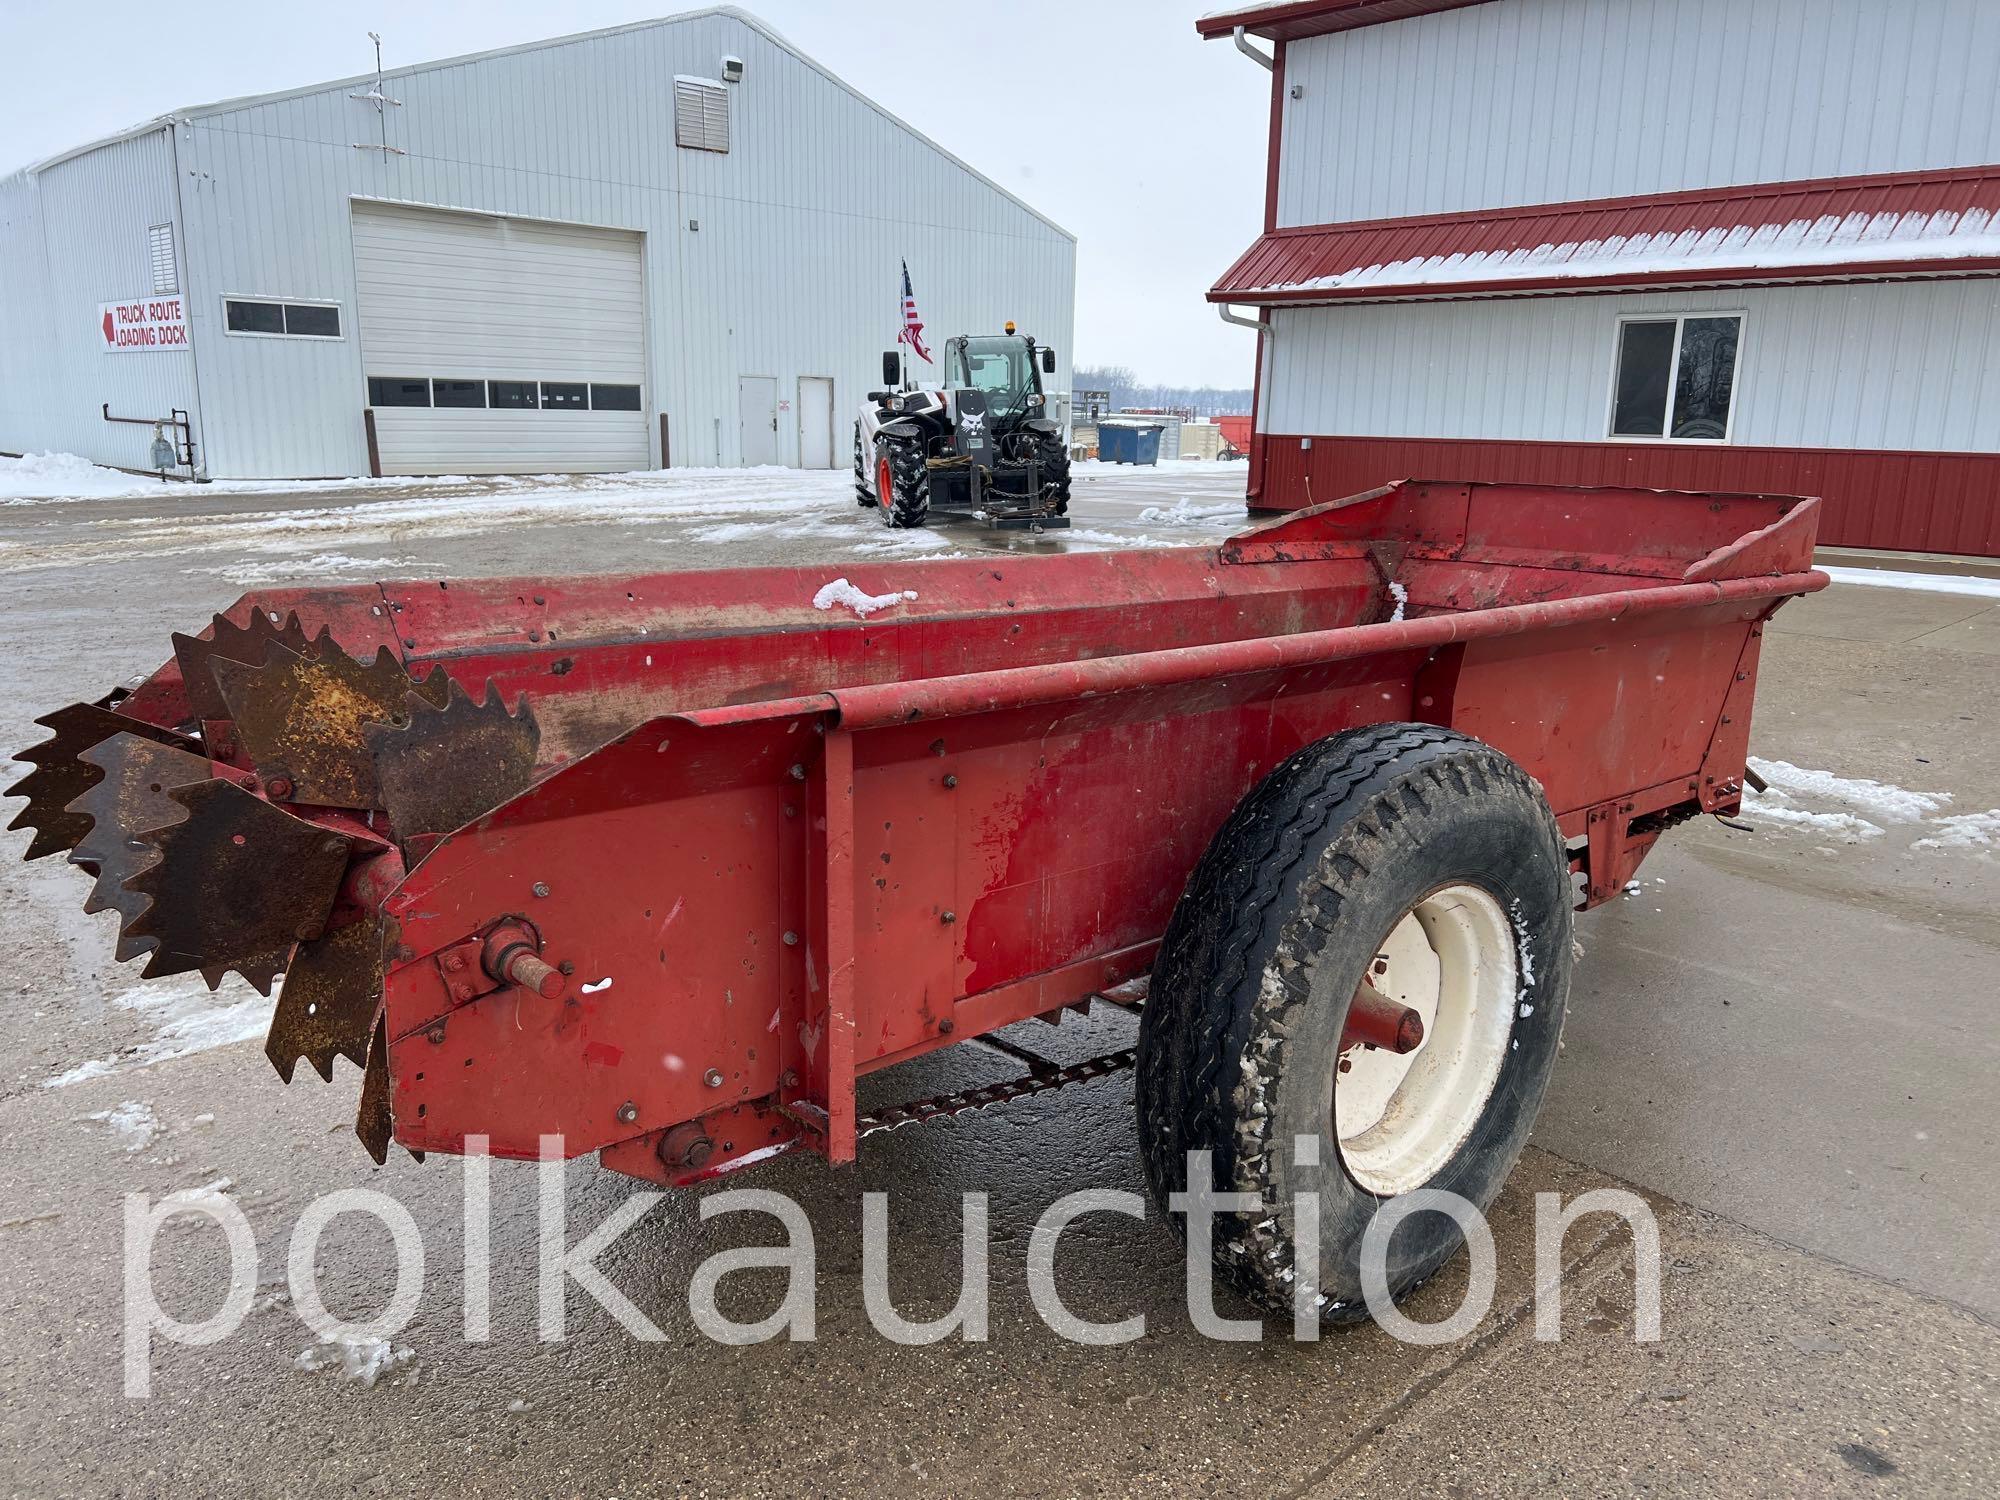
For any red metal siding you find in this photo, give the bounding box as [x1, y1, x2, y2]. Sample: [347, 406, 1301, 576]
[1255, 435, 2000, 557]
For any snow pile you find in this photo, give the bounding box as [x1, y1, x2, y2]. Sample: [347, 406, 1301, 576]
[1387, 580, 1409, 624]
[1820, 566, 2000, 600]
[294, 1337, 414, 1387]
[83, 1100, 161, 1151]
[190, 552, 429, 587]
[812, 578, 917, 617]
[1747, 758, 1949, 824]
[1135, 497, 1242, 527]
[1914, 809, 2000, 856]
[0, 452, 169, 501]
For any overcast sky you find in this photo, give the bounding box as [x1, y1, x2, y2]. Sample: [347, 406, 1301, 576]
[1, 1, 1269, 388]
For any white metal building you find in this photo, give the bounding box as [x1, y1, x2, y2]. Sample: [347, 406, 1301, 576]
[0, 7, 1075, 479]
[1200, 0, 2000, 557]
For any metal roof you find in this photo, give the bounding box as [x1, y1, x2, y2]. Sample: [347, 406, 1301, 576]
[1195, 1, 1496, 43]
[11, 6, 1072, 241]
[1210, 167, 2000, 304]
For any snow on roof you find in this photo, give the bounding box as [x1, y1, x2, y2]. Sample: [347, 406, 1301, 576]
[1211, 168, 2000, 303]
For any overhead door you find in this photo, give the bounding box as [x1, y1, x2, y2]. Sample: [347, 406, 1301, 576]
[352, 203, 648, 475]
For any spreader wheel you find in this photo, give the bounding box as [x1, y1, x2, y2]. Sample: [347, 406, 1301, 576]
[1135, 723, 1572, 1326]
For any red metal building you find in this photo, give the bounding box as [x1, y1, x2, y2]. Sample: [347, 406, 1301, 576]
[1200, 0, 2000, 556]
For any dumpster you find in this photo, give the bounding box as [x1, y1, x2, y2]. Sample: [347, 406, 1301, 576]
[1098, 418, 1164, 465]
[8, 478, 1826, 1324]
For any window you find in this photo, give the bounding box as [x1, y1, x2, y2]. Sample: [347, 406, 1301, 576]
[490, 381, 538, 409]
[590, 383, 642, 411]
[541, 382, 588, 410]
[1610, 314, 1741, 441]
[226, 300, 284, 335]
[673, 77, 730, 152]
[433, 379, 487, 408]
[148, 224, 177, 294]
[224, 298, 342, 338]
[283, 304, 341, 338]
[367, 376, 430, 407]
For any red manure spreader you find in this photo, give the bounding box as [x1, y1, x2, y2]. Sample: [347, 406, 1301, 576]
[8, 479, 1825, 1319]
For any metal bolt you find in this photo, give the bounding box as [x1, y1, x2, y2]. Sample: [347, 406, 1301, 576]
[943, 774, 958, 789]
[940, 910, 956, 925]
[779, 1069, 799, 1090]
[782, 930, 799, 946]
[936, 1018, 954, 1035]
[532, 881, 551, 898]
[703, 1068, 725, 1088]
[616, 1101, 639, 1124]
[443, 952, 465, 972]
[426, 1025, 446, 1045]
[265, 775, 294, 801]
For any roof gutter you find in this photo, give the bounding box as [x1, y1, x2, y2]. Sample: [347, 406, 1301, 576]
[1232, 25, 1276, 69]
[1218, 303, 1272, 334]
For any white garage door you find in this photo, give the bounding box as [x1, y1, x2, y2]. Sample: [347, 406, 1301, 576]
[352, 203, 649, 475]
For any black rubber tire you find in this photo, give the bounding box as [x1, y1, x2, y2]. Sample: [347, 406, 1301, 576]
[873, 433, 930, 528]
[1135, 723, 1572, 1326]
[1037, 435, 1071, 516]
[853, 424, 876, 507]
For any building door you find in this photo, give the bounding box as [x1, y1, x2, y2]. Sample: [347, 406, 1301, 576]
[350, 202, 648, 475]
[738, 376, 779, 467]
[797, 377, 835, 469]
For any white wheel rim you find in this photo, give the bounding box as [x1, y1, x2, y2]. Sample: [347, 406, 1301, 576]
[1334, 884, 1518, 1197]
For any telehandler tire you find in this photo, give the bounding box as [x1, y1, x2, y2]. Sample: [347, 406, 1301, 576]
[873, 433, 930, 529]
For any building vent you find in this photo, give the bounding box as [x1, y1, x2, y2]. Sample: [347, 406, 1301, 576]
[673, 77, 730, 153]
[148, 224, 177, 293]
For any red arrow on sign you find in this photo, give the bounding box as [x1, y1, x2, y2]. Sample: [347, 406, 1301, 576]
[102, 310, 115, 344]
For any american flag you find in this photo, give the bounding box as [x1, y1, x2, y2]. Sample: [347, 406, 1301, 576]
[897, 259, 932, 364]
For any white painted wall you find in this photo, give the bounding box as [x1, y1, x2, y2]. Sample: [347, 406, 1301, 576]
[1, 7, 1074, 478]
[1261, 277, 2000, 453]
[1277, 0, 2000, 227]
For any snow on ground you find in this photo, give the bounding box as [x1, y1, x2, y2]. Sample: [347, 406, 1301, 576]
[1741, 789, 1885, 842]
[0, 450, 486, 504]
[1913, 809, 2000, 856]
[294, 1337, 415, 1387]
[81, 1099, 161, 1152]
[1747, 757, 1950, 823]
[188, 552, 432, 586]
[46, 973, 276, 1088]
[1821, 565, 2000, 600]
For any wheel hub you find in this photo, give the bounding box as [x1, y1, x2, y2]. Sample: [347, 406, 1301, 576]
[1334, 883, 1518, 1196]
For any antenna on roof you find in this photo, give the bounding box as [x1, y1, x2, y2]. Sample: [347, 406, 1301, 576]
[350, 31, 407, 159]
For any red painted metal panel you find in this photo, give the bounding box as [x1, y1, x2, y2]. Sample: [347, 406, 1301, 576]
[1210, 166, 2000, 303]
[1253, 434, 2000, 557]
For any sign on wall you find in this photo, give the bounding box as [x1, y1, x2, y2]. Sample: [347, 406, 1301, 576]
[100, 296, 189, 353]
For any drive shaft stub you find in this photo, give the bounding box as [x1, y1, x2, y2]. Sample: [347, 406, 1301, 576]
[480, 921, 566, 999]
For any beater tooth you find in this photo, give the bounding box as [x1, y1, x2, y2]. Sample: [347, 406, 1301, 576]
[367, 677, 541, 845]
[7, 705, 196, 863]
[355, 1017, 394, 1165]
[210, 635, 442, 810]
[98, 777, 352, 994]
[171, 608, 315, 723]
[266, 914, 386, 1085]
